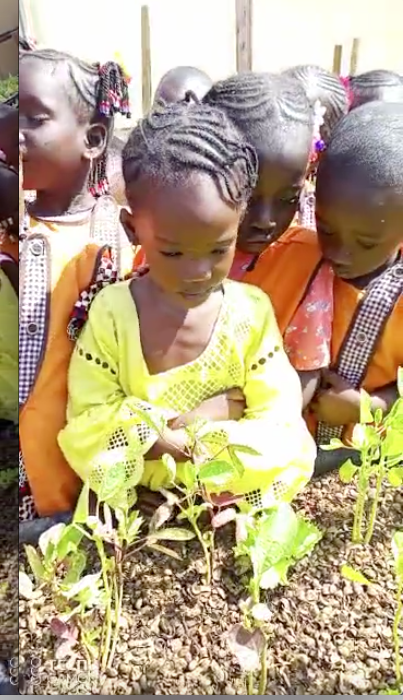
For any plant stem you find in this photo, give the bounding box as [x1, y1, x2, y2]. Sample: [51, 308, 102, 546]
[258, 637, 268, 695]
[108, 563, 124, 668]
[95, 539, 113, 672]
[393, 580, 402, 685]
[364, 457, 385, 545]
[353, 449, 369, 543]
[192, 518, 211, 584]
[247, 672, 255, 695]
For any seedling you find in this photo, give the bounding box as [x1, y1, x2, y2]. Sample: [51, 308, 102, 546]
[391, 531, 403, 690]
[323, 369, 403, 544]
[23, 465, 193, 671]
[228, 502, 322, 694]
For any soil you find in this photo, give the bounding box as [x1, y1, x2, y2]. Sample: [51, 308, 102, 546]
[19, 473, 402, 695]
[0, 432, 18, 664]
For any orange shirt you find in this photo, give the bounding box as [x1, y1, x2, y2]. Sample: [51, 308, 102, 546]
[243, 227, 322, 335]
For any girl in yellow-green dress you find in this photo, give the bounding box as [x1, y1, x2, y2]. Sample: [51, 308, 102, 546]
[58, 101, 316, 509]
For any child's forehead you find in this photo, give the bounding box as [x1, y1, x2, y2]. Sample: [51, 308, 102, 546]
[20, 60, 73, 109]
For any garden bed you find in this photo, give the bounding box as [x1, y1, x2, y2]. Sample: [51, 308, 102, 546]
[0, 433, 18, 665]
[19, 472, 402, 695]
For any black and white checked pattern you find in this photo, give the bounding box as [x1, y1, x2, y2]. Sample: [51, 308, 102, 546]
[19, 235, 50, 407]
[317, 258, 403, 444]
[89, 195, 122, 274]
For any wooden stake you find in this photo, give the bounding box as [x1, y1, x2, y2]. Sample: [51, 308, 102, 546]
[235, 0, 252, 73]
[349, 37, 360, 76]
[332, 44, 343, 75]
[141, 5, 152, 114]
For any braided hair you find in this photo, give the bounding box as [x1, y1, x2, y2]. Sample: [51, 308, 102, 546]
[349, 70, 403, 110]
[19, 48, 131, 195]
[203, 72, 313, 157]
[282, 65, 349, 142]
[317, 101, 403, 196]
[122, 100, 258, 207]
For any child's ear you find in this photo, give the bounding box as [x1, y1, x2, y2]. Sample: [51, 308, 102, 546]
[120, 207, 139, 246]
[84, 123, 108, 161]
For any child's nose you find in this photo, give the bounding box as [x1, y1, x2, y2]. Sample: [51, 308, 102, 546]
[183, 259, 212, 282]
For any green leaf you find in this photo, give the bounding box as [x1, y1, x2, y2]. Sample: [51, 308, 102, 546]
[291, 518, 322, 560]
[39, 523, 66, 559]
[392, 531, 403, 578]
[147, 542, 183, 561]
[374, 408, 384, 425]
[63, 573, 102, 600]
[162, 453, 177, 484]
[178, 503, 209, 522]
[74, 482, 90, 524]
[339, 458, 359, 484]
[24, 545, 45, 583]
[227, 447, 246, 477]
[181, 461, 197, 490]
[260, 559, 290, 589]
[341, 565, 373, 586]
[126, 512, 143, 544]
[230, 444, 261, 457]
[320, 437, 347, 451]
[63, 551, 87, 585]
[198, 460, 236, 487]
[57, 524, 84, 560]
[387, 467, 403, 488]
[98, 462, 126, 503]
[360, 389, 374, 424]
[148, 527, 195, 542]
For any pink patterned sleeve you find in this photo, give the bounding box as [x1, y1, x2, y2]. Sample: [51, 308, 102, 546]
[283, 262, 334, 371]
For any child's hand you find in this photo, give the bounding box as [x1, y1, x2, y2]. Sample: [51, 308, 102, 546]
[311, 370, 361, 426]
[169, 389, 246, 429]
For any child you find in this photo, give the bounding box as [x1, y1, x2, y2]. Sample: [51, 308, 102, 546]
[58, 101, 316, 510]
[0, 163, 18, 428]
[204, 73, 333, 406]
[18, 48, 137, 521]
[349, 70, 403, 110]
[153, 66, 213, 106]
[310, 101, 403, 446]
[281, 65, 349, 229]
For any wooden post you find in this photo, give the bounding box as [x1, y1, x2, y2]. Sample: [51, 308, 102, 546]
[235, 0, 252, 73]
[349, 37, 360, 76]
[141, 5, 152, 114]
[332, 44, 343, 74]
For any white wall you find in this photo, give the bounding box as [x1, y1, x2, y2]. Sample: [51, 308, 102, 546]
[25, 0, 403, 125]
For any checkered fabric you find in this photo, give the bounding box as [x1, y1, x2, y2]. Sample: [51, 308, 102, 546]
[19, 195, 123, 522]
[19, 235, 50, 407]
[317, 258, 403, 445]
[299, 190, 316, 231]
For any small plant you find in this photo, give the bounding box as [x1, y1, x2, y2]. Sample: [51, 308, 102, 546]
[342, 533, 403, 694]
[135, 409, 255, 584]
[227, 502, 322, 694]
[323, 368, 403, 544]
[23, 465, 193, 670]
[391, 531, 403, 690]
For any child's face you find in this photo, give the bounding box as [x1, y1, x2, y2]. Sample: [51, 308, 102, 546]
[19, 60, 91, 192]
[316, 177, 403, 280]
[236, 141, 308, 255]
[122, 174, 240, 308]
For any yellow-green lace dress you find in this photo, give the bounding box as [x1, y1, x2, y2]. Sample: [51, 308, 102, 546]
[58, 280, 316, 508]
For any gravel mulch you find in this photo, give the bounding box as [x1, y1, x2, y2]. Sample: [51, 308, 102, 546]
[19, 473, 402, 695]
[0, 432, 18, 665]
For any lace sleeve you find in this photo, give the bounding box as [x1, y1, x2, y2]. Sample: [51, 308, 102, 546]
[58, 290, 166, 507]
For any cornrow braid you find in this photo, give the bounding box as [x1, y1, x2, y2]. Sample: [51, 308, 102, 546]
[203, 72, 313, 154]
[19, 49, 131, 196]
[282, 65, 348, 142]
[122, 101, 258, 207]
[349, 70, 403, 110]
